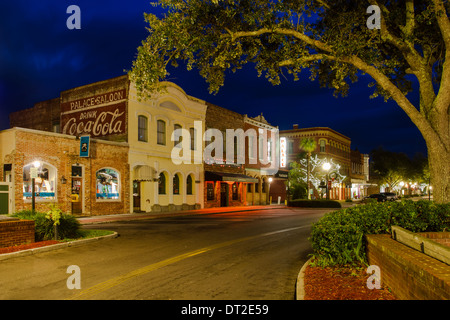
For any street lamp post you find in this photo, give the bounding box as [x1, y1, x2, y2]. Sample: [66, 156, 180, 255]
[322, 162, 331, 200]
[268, 177, 273, 205]
[31, 161, 41, 214]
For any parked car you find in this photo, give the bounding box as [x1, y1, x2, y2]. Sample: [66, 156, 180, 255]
[363, 193, 387, 202]
[380, 192, 399, 201]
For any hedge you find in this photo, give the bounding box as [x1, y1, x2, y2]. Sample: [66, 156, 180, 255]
[288, 199, 342, 208]
[12, 210, 81, 241]
[309, 200, 450, 267]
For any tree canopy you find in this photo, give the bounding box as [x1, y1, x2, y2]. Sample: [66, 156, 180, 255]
[130, 0, 450, 203]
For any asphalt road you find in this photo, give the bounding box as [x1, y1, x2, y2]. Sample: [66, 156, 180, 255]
[0, 208, 329, 300]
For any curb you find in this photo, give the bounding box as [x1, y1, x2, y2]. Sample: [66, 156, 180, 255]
[296, 257, 312, 300]
[0, 232, 119, 262]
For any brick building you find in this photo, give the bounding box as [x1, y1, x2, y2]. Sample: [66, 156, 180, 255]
[0, 127, 129, 215]
[271, 124, 370, 201]
[8, 75, 206, 214]
[243, 114, 278, 205]
[203, 103, 258, 208]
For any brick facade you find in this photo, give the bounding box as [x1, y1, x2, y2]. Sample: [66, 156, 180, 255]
[0, 220, 35, 248]
[278, 125, 371, 201]
[1, 128, 129, 216]
[9, 98, 60, 134]
[204, 103, 248, 208]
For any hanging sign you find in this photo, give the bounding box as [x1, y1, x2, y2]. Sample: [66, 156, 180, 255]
[79, 135, 90, 158]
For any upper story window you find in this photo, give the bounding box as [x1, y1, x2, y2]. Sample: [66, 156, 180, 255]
[190, 127, 196, 151]
[320, 140, 326, 153]
[157, 120, 166, 145]
[174, 124, 182, 147]
[138, 115, 148, 142]
[288, 141, 294, 154]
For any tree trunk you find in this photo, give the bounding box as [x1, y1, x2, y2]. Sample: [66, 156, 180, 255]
[307, 153, 311, 200]
[426, 140, 450, 204]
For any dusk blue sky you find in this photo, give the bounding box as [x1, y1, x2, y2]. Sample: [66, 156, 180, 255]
[0, 1, 427, 158]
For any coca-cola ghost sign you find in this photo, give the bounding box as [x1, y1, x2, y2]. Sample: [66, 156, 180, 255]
[61, 89, 127, 138]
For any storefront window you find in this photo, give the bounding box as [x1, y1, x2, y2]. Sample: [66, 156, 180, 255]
[23, 162, 56, 200]
[96, 168, 120, 200]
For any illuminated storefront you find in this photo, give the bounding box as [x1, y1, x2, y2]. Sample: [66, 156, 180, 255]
[0, 127, 129, 216]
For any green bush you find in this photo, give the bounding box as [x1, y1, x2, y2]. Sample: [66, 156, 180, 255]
[288, 199, 342, 208]
[12, 209, 81, 241]
[309, 200, 450, 267]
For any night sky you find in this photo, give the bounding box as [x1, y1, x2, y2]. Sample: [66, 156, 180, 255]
[0, 1, 427, 158]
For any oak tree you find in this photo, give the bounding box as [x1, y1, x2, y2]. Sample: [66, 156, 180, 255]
[130, 0, 450, 203]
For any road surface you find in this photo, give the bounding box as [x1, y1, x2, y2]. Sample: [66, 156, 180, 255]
[0, 207, 329, 300]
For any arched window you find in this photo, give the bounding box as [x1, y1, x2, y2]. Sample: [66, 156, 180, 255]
[157, 120, 166, 145]
[320, 140, 326, 153]
[23, 161, 56, 201]
[138, 115, 148, 142]
[173, 174, 180, 195]
[186, 175, 193, 195]
[96, 168, 120, 200]
[158, 172, 166, 194]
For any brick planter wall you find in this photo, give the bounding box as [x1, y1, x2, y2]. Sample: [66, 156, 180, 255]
[0, 220, 35, 248]
[366, 234, 450, 300]
[419, 231, 450, 248]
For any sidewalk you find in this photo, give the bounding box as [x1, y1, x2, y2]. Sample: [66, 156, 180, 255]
[77, 204, 287, 225]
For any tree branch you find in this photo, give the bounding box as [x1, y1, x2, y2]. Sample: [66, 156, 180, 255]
[227, 27, 333, 54]
[401, 0, 415, 37]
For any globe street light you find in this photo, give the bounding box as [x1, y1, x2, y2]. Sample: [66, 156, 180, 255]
[322, 162, 331, 200]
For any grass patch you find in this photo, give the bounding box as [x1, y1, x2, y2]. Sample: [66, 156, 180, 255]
[59, 229, 115, 242]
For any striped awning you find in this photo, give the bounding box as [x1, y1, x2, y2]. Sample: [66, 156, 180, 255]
[133, 165, 154, 181]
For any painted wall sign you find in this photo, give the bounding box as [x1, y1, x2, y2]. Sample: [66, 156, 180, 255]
[61, 89, 127, 138]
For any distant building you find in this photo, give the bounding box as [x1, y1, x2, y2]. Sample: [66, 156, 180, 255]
[272, 124, 370, 201]
[243, 113, 278, 205]
[203, 103, 258, 208]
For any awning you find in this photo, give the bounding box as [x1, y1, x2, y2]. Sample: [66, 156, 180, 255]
[133, 165, 154, 181]
[205, 171, 258, 183]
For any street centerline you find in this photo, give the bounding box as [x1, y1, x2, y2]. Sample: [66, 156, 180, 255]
[66, 225, 308, 300]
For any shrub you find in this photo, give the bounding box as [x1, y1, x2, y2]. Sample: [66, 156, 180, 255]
[288, 199, 342, 208]
[12, 209, 80, 241]
[309, 200, 450, 267]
